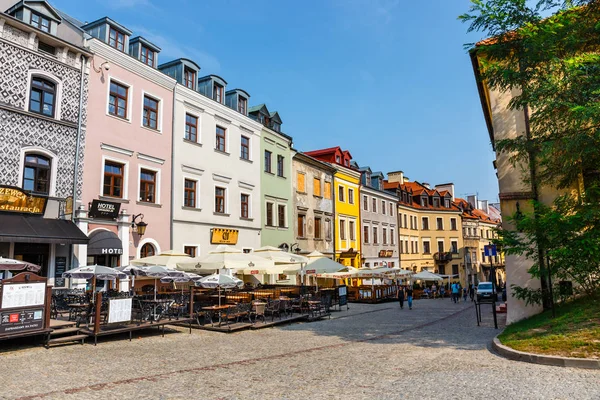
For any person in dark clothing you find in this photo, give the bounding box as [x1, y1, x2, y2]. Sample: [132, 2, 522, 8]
[406, 286, 414, 310]
[397, 285, 405, 309]
[469, 284, 475, 302]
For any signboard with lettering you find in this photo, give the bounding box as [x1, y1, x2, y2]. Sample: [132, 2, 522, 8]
[338, 285, 348, 307]
[54, 257, 67, 287]
[108, 298, 132, 324]
[210, 228, 239, 245]
[0, 308, 44, 335]
[484, 244, 497, 257]
[378, 250, 394, 258]
[0, 186, 47, 215]
[1, 282, 46, 309]
[88, 199, 121, 220]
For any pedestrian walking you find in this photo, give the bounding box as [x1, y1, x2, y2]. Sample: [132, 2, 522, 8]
[432, 283, 437, 299]
[451, 282, 459, 303]
[469, 284, 475, 302]
[440, 285, 446, 299]
[463, 287, 468, 302]
[406, 285, 413, 310]
[397, 285, 405, 309]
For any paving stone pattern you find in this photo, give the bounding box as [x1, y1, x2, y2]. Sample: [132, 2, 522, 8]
[0, 299, 598, 400]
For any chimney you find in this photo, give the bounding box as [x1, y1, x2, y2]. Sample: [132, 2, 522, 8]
[387, 170, 404, 184]
[478, 200, 489, 214]
[435, 183, 455, 201]
[422, 182, 431, 189]
[467, 195, 478, 209]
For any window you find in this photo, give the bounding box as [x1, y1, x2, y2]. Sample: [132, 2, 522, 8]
[348, 188, 354, 204]
[438, 241, 445, 253]
[272, 122, 281, 132]
[240, 194, 249, 218]
[143, 95, 159, 130]
[213, 83, 223, 103]
[411, 241, 415, 254]
[103, 161, 124, 198]
[486, 230, 490, 239]
[340, 220, 346, 240]
[382, 228, 387, 244]
[405, 240, 409, 254]
[139, 169, 156, 203]
[266, 202, 274, 226]
[391, 229, 395, 245]
[264, 151, 272, 173]
[433, 197, 440, 208]
[422, 217, 429, 230]
[184, 179, 196, 207]
[140, 243, 155, 258]
[451, 240, 458, 254]
[30, 12, 50, 32]
[23, 154, 50, 194]
[363, 195, 368, 211]
[38, 41, 55, 55]
[315, 217, 322, 239]
[423, 241, 431, 254]
[325, 219, 332, 240]
[313, 178, 321, 196]
[109, 27, 125, 51]
[338, 186, 345, 202]
[297, 172, 305, 192]
[372, 227, 378, 244]
[445, 199, 451, 208]
[451, 218, 457, 231]
[439, 265, 446, 275]
[278, 204, 286, 228]
[140, 46, 155, 67]
[215, 126, 226, 152]
[277, 155, 284, 177]
[297, 214, 306, 237]
[324, 181, 331, 199]
[29, 77, 55, 117]
[109, 81, 128, 119]
[238, 97, 247, 114]
[184, 114, 198, 142]
[184, 68, 195, 90]
[389, 203, 394, 216]
[415, 240, 419, 253]
[372, 198, 377, 213]
[437, 217, 443, 230]
[421, 197, 427, 207]
[215, 187, 226, 213]
[403, 214, 407, 229]
[382, 201, 386, 215]
[336, 155, 341, 163]
[349, 221, 355, 241]
[184, 246, 196, 257]
[452, 264, 459, 275]
[363, 226, 369, 243]
[240, 136, 250, 160]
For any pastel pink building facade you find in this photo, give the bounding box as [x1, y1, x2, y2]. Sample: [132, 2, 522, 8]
[75, 19, 176, 271]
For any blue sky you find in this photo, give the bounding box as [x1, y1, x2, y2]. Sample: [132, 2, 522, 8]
[53, 0, 498, 202]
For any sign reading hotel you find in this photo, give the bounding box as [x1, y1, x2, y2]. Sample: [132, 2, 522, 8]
[88, 199, 121, 220]
[210, 228, 239, 245]
[0, 186, 47, 215]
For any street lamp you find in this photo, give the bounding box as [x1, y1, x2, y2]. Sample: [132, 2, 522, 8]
[131, 213, 148, 237]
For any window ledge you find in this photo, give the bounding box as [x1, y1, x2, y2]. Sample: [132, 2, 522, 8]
[0, 104, 78, 128]
[214, 149, 230, 156]
[277, 226, 289, 230]
[296, 191, 307, 195]
[136, 201, 162, 208]
[240, 217, 254, 221]
[213, 212, 230, 217]
[141, 125, 162, 134]
[265, 171, 275, 176]
[183, 139, 202, 147]
[106, 112, 132, 124]
[265, 225, 277, 230]
[99, 196, 129, 204]
[276, 175, 286, 179]
[240, 158, 253, 163]
[313, 195, 323, 199]
[182, 206, 202, 212]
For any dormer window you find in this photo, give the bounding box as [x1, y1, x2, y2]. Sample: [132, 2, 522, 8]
[238, 97, 247, 114]
[272, 122, 280, 132]
[336, 155, 341, 163]
[259, 114, 266, 124]
[433, 197, 440, 208]
[141, 46, 155, 67]
[445, 199, 450, 208]
[30, 12, 50, 32]
[184, 68, 195, 90]
[421, 197, 427, 207]
[213, 83, 223, 103]
[109, 27, 125, 51]
[345, 160, 350, 167]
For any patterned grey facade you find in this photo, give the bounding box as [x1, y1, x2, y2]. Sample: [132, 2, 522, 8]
[0, 18, 88, 199]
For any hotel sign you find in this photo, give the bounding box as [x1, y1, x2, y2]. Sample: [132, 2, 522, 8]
[0, 186, 47, 215]
[88, 199, 121, 220]
[210, 228, 239, 245]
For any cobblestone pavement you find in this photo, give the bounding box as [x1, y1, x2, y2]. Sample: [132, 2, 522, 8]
[1, 299, 599, 400]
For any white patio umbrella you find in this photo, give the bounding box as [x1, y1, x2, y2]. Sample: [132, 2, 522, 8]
[177, 245, 274, 273]
[252, 246, 308, 264]
[198, 272, 243, 306]
[411, 270, 444, 282]
[160, 272, 202, 296]
[116, 265, 147, 293]
[0, 257, 41, 273]
[130, 250, 192, 269]
[63, 265, 127, 292]
[142, 266, 185, 300]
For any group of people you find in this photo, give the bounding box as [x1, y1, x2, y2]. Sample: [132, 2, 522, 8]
[396, 285, 414, 310]
[397, 282, 478, 309]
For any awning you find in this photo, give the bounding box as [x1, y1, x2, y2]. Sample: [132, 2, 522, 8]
[87, 230, 123, 256]
[0, 214, 88, 244]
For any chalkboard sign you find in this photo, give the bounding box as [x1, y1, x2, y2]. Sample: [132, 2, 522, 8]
[0, 308, 44, 335]
[338, 285, 348, 307]
[54, 256, 67, 287]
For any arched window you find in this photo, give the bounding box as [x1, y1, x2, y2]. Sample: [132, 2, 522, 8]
[140, 243, 155, 258]
[29, 77, 56, 117]
[23, 154, 51, 194]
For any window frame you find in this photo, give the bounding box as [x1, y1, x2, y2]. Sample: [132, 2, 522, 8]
[184, 68, 196, 90]
[238, 96, 247, 114]
[240, 135, 250, 160]
[382, 228, 387, 245]
[140, 46, 155, 67]
[338, 185, 345, 202]
[142, 93, 160, 131]
[382, 200, 386, 215]
[313, 177, 322, 197]
[423, 240, 431, 254]
[297, 172, 306, 192]
[324, 181, 332, 199]
[30, 11, 50, 32]
[213, 83, 224, 103]
[22, 154, 51, 195]
[363, 225, 369, 243]
[349, 220, 355, 241]
[266, 202, 274, 227]
[139, 167, 157, 204]
[185, 113, 198, 142]
[277, 155, 284, 177]
[372, 198, 377, 213]
[372, 226, 378, 244]
[314, 217, 322, 239]
[297, 214, 306, 237]
[422, 217, 429, 230]
[363, 195, 368, 211]
[140, 242, 156, 258]
[108, 27, 125, 52]
[450, 218, 457, 231]
[183, 246, 197, 257]
[264, 150, 272, 173]
[215, 126, 227, 153]
[183, 178, 197, 208]
[108, 79, 130, 120]
[348, 188, 354, 204]
[240, 193, 250, 219]
[277, 204, 286, 228]
[339, 219, 346, 240]
[214, 186, 226, 214]
[28, 77, 56, 118]
[103, 160, 125, 199]
[436, 217, 444, 230]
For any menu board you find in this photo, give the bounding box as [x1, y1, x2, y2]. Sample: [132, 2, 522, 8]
[1, 282, 46, 309]
[0, 308, 44, 335]
[54, 257, 67, 287]
[108, 298, 132, 324]
[338, 285, 348, 306]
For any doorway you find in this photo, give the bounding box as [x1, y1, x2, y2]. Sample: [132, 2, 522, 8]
[14, 243, 49, 276]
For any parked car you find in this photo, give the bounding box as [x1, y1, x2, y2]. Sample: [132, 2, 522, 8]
[476, 282, 496, 302]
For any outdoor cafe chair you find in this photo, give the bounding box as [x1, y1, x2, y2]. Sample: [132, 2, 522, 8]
[265, 300, 281, 321]
[250, 301, 266, 324]
[235, 303, 252, 323]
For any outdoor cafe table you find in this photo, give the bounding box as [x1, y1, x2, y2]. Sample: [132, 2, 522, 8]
[202, 305, 234, 327]
[307, 300, 321, 317]
[67, 303, 88, 321]
[140, 299, 173, 322]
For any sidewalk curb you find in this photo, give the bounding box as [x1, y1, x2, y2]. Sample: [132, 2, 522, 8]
[492, 335, 600, 369]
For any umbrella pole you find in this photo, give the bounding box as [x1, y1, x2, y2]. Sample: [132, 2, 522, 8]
[218, 286, 221, 307]
[154, 278, 157, 301]
[92, 276, 96, 294]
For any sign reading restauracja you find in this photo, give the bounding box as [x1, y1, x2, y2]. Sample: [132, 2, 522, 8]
[0, 186, 47, 215]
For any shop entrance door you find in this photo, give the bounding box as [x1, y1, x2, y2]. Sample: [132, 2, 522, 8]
[14, 243, 49, 276]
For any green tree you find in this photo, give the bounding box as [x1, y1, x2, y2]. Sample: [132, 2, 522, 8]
[461, 0, 600, 305]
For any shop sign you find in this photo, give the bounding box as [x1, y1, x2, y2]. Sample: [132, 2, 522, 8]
[250, 270, 259, 275]
[340, 248, 358, 258]
[88, 199, 121, 220]
[378, 250, 394, 258]
[305, 269, 316, 274]
[101, 248, 123, 255]
[0, 186, 47, 215]
[0, 308, 44, 335]
[210, 228, 239, 245]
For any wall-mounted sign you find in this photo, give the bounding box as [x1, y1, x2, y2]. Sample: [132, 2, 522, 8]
[340, 248, 358, 258]
[378, 250, 394, 258]
[54, 257, 67, 287]
[88, 199, 121, 220]
[0, 186, 47, 215]
[210, 228, 239, 245]
[0, 308, 44, 335]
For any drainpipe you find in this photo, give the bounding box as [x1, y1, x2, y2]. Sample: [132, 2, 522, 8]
[169, 84, 177, 250]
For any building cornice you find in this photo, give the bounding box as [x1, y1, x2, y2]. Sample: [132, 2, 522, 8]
[361, 185, 399, 201]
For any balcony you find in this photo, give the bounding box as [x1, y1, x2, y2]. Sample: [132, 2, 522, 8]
[433, 252, 453, 262]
